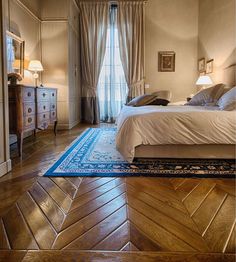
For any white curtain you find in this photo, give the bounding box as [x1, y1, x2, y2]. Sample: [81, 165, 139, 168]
[79, 2, 109, 124]
[6, 36, 15, 73]
[117, 1, 145, 102]
[98, 6, 128, 123]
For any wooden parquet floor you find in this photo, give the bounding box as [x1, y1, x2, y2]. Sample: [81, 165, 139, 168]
[0, 124, 235, 261]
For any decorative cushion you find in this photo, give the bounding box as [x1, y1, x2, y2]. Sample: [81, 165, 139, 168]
[186, 84, 227, 106]
[151, 90, 172, 101]
[148, 98, 170, 106]
[127, 94, 157, 107]
[217, 87, 236, 111]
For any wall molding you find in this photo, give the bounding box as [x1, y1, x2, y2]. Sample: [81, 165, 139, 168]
[14, 0, 69, 23]
[14, 0, 41, 22]
[56, 123, 72, 130]
[0, 159, 11, 177]
[41, 20, 68, 23]
[54, 119, 80, 130]
[69, 120, 80, 130]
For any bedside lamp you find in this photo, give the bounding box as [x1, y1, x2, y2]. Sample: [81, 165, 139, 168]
[196, 75, 213, 91]
[28, 60, 44, 87]
[13, 59, 21, 72]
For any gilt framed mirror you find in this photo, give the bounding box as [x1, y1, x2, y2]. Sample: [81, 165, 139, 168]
[6, 31, 25, 77]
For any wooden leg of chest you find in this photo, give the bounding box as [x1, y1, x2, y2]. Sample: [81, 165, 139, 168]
[54, 121, 58, 136]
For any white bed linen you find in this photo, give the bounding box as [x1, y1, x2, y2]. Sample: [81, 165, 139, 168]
[116, 105, 236, 162]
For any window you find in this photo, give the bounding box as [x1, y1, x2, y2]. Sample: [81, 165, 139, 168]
[98, 6, 128, 123]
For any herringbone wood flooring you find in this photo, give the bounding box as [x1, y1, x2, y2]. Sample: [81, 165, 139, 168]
[0, 124, 235, 261]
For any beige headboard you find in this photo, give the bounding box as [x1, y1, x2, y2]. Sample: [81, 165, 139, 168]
[223, 64, 236, 87]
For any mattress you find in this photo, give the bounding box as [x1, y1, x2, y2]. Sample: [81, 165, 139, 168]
[116, 105, 236, 162]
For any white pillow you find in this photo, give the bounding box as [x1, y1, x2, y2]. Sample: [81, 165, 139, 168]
[217, 87, 236, 111]
[186, 84, 227, 106]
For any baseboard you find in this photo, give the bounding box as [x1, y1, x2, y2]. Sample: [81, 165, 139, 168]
[55, 120, 81, 130]
[69, 120, 80, 129]
[0, 159, 12, 177]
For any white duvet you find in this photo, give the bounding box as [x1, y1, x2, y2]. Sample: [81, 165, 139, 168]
[116, 105, 236, 162]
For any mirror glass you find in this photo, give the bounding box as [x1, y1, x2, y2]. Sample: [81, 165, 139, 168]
[6, 31, 25, 77]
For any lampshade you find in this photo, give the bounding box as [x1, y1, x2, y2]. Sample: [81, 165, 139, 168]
[196, 75, 213, 85]
[13, 59, 21, 69]
[28, 60, 44, 72]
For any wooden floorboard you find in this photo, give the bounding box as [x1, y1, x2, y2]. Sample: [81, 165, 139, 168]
[0, 251, 234, 262]
[0, 124, 235, 260]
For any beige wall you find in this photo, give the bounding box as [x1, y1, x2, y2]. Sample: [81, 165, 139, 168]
[41, 0, 81, 129]
[145, 0, 199, 101]
[198, 0, 236, 87]
[7, 0, 41, 85]
[41, 21, 70, 128]
[40, 0, 69, 20]
[6, 0, 81, 129]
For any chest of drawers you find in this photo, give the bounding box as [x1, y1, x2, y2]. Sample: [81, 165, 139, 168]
[8, 85, 58, 156]
[36, 88, 57, 130]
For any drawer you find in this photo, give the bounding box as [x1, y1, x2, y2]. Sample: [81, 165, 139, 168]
[50, 102, 57, 111]
[37, 121, 49, 130]
[50, 90, 57, 101]
[24, 115, 35, 129]
[37, 102, 50, 114]
[50, 111, 57, 122]
[37, 112, 50, 123]
[23, 88, 35, 102]
[37, 89, 50, 102]
[23, 103, 35, 116]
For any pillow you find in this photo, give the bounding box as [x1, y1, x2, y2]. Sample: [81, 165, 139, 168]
[151, 90, 172, 101]
[186, 84, 227, 106]
[148, 98, 170, 106]
[217, 87, 236, 111]
[127, 94, 157, 107]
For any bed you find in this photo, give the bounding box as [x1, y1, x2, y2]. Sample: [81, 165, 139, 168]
[116, 105, 236, 162]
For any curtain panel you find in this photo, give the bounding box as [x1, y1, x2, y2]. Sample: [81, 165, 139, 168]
[117, 1, 145, 102]
[79, 2, 109, 124]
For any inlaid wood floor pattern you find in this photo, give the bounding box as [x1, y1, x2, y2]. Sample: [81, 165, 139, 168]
[0, 175, 235, 253]
[0, 125, 235, 261]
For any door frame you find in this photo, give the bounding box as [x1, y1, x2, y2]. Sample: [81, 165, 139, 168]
[0, 0, 11, 177]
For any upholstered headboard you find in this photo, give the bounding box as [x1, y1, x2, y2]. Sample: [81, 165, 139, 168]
[223, 64, 236, 87]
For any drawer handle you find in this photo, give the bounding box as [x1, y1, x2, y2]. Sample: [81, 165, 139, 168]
[52, 112, 55, 116]
[43, 93, 46, 97]
[43, 106, 46, 110]
[28, 108, 32, 113]
[28, 118, 32, 123]
[52, 93, 55, 97]
[52, 105, 55, 109]
[27, 92, 31, 97]
[43, 114, 46, 118]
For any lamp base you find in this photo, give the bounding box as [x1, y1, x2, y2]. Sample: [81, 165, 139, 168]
[33, 72, 39, 88]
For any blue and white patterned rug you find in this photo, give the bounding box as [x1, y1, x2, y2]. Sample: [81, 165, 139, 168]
[43, 128, 235, 178]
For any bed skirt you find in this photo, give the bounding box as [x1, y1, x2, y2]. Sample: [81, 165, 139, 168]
[135, 144, 236, 159]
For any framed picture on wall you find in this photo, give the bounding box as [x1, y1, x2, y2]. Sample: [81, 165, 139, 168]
[198, 58, 205, 73]
[206, 59, 214, 74]
[158, 51, 175, 72]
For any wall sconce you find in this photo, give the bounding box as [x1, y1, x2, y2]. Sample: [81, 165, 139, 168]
[28, 60, 44, 87]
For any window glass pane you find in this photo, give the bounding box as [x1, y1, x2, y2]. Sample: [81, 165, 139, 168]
[98, 7, 128, 123]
